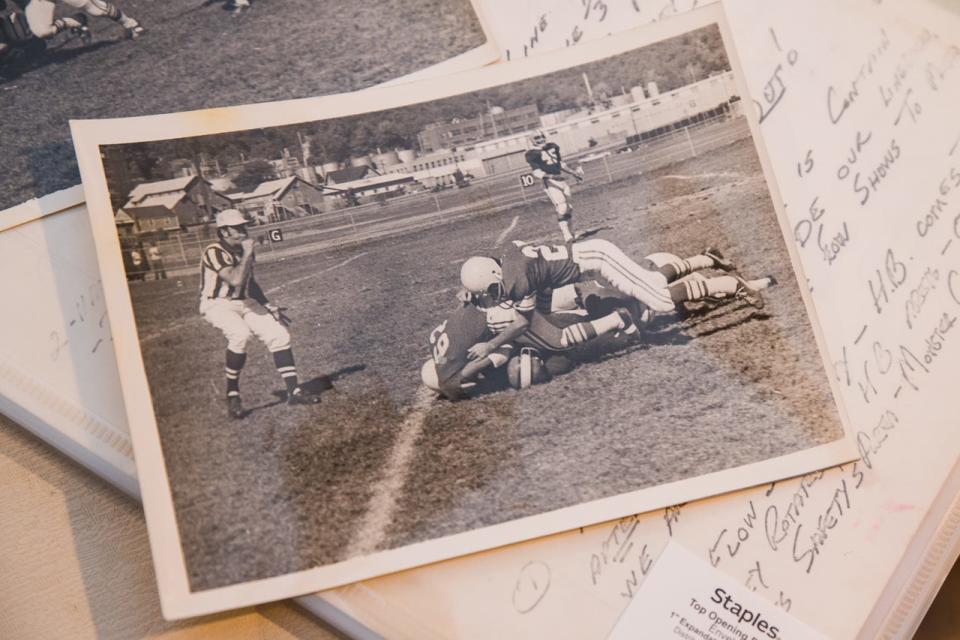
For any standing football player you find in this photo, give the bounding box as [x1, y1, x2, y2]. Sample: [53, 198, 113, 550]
[18, 0, 144, 41]
[525, 130, 584, 243]
[199, 209, 321, 419]
[459, 240, 772, 362]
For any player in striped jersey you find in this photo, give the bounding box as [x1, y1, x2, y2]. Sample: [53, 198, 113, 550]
[199, 209, 320, 419]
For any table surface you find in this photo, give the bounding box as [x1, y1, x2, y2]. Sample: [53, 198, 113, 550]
[1, 413, 958, 640]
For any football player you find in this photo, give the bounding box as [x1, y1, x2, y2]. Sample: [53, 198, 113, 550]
[525, 130, 584, 243]
[422, 303, 511, 400]
[460, 240, 773, 362]
[422, 285, 636, 400]
[17, 0, 144, 41]
[199, 209, 321, 419]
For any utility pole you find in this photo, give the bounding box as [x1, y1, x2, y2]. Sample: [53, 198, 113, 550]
[486, 100, 499, 138]
[297, 131, 312, 169]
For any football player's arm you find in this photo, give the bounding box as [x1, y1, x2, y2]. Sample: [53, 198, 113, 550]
[459, 355, 494, 381]
[467, 313, 529, 360]
[460, 344, 511, 380]
[216, 244, 254, 288]
[561, 162, 584, 181]
[248, 277, 269, 305]
[443, 345, 511, 399]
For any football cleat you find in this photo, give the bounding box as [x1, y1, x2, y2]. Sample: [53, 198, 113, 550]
[703, 247, 735, 271]
[227, 395, 245, 420]
[125, 20, 146, 39]
[733, 274, 765, 310]
[288, 386, 321, 405]
[615, 307, 639, 336]
[228, 0, 251, 15]
[69, 14, 92, 43]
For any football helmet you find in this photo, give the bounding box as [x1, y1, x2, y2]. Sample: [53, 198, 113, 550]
[507, 347, 550, 390]
[460, 256, 503, 299]
[531, 130, 547, 145]
[215, 208, 248, 228]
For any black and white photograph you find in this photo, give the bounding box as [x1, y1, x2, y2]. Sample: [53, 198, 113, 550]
[0, 0, 496, 211]
[71, 6, 857, 619]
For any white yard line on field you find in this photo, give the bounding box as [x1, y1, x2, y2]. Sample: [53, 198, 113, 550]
[494, 215, 519, 247]
[345, 386, 436, 557]
[266, 252, 369, 294]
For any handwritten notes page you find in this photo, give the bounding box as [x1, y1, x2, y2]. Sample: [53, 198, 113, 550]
[306, 2, 960, 638]
[477, 0, 716, 61]
[0, 194, 136, 496]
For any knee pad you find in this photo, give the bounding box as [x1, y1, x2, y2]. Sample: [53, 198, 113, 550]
[265, 327, 291, 353]
[76, 0, 120, 19]
[226, 333, 250, 354]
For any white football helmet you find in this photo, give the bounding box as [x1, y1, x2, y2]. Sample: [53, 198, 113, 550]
[420, 358, 440, 391]
[460, 256, 503, 298]
[531, 130, 547, 145]
[215, 208, 248, 228]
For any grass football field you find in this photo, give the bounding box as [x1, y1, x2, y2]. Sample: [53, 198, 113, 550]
[0, 0, 485, 209]
[128, 137, 845, 590]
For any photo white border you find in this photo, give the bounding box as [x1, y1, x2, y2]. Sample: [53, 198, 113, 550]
[71, 4, 859, 619]
[0, 185, 85, 233]
[385, 0, 501, 83]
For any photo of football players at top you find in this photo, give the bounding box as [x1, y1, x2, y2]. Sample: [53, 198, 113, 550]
[0, 0, 492, 210]
[8, 0, 143, 41]
[94, 21, 849, 594]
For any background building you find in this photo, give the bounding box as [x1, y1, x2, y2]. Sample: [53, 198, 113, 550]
[417, 105, 541, 152]
[231, 176, 328, 224]
[121, 175, 232, 227]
